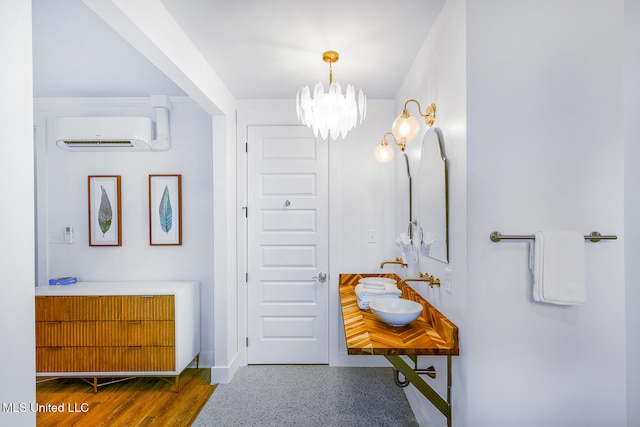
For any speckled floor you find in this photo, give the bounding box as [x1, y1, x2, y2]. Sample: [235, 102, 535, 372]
[193, 365, 418, 426]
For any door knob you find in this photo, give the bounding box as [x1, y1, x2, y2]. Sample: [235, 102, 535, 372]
[312, 271, 327, 283]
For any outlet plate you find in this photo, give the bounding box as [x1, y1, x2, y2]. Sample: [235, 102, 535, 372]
[367, 229, 377, 243]
[444, 268, 452, 294]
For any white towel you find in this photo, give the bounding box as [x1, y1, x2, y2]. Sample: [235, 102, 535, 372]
[355, 282, 401, 297]
[359, 279, 387, 290]
[355, 283, 402, 309]
[396, 231, 418, 264]
[420, 230, 436, 257]
[359, 277, 397, 290]
[531, 231, 586, 305]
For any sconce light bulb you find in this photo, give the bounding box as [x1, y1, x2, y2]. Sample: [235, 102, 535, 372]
[375, 142, 394, 163]
[391, 112, 420, 143]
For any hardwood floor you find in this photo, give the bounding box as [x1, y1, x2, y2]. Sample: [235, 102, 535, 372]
[36, 369, 216, 427]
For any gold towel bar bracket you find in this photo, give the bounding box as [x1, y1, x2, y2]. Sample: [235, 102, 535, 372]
[490, 231, 618, 243]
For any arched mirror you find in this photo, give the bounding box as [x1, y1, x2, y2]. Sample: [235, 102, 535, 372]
[418, 127, 449, 263]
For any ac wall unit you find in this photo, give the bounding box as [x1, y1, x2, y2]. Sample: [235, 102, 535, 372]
[54, 96, 171, 152]
[55, 116, 155, 151]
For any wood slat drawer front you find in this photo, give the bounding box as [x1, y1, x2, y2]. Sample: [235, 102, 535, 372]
[36, 321, 95, 346]
[98, 295, 175, 320]
[95, 321, 175, 346]
[96, 347, 175, 372]
[36, 347, 95, 372]
[35, 296, 99, 321]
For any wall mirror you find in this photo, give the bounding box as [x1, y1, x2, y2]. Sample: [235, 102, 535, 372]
[418, 127, 449, 263]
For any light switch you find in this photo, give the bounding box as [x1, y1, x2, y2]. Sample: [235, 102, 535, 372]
[444, 268, 452, 294]
[367, 229, 377, 243]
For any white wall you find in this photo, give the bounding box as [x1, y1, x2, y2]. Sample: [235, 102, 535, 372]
[624, 0, 640, 425]
[0, 1, 36, 426]
[467, 1, 626, 426]
[393, 0, 468, 425]
[33, 97, 216, 367]
[331, 99, 406, 366]
[396, 0, 629, 425]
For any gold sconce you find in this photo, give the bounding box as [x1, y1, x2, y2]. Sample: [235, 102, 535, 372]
[392, 100, 436, 142]
[375, 101, 436, 163]
[374, 132, 402, 163]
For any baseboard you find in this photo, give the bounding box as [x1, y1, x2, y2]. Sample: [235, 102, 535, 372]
[210, 353, 241, 384]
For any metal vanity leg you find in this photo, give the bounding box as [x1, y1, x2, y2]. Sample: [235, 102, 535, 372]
[447, 354, 452, 426]
[385, 355, 452, 427]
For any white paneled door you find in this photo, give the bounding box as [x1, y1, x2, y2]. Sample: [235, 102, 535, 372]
[247, 125, 329, 364]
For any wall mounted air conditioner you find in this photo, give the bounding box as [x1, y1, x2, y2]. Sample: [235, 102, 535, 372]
[54, 95, 171, 152]
[55, 116, 155, 151]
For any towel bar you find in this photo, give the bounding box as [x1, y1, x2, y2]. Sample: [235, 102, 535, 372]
[490, 231, 618, 243]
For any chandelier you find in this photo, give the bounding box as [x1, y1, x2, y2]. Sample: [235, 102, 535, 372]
[296, 51, 367, 140]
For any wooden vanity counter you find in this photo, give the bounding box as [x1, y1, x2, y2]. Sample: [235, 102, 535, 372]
[339, 273, 459, 356]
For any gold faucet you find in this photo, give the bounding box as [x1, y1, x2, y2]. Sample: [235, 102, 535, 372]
[379, 257, 408, 269]
[399, 272, 441, 288]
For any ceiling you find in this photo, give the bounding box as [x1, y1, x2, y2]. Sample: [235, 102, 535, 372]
[32, 0, 446, 100]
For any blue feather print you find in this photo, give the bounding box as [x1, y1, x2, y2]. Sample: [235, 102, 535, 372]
[159, 185, 173, 233]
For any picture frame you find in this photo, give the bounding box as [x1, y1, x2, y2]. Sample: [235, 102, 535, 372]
[149, 174, 182, 246]
[88, 175, 122, 246]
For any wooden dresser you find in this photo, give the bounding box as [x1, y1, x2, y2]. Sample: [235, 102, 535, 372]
[35, 281, 199, 390]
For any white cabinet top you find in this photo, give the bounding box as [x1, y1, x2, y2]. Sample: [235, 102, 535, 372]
[35, 280, 199, 296]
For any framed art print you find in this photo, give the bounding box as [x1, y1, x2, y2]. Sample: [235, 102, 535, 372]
[149, 174, 182, 246]
[88, 175, 122, 246]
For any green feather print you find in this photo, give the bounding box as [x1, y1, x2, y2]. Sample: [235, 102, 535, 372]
[159, 186, 173, 233]
[98, 185, 112, 236]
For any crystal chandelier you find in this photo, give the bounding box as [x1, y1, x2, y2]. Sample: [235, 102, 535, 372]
[296, 51, 367, 140]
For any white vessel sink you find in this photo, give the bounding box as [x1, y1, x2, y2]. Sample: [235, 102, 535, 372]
[369, 298, 423, 327]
